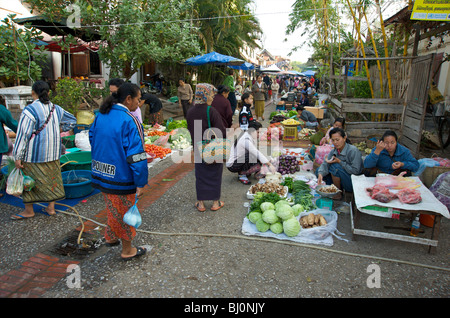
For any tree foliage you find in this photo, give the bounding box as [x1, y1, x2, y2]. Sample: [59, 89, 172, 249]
[23, 0, 202, 80]
[0, 15, 47, 86]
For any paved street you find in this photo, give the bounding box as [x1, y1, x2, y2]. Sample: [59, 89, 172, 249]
[0, 100, 449, 302]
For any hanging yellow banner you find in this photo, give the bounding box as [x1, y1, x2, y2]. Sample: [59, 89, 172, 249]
[411, 0, 450, 21]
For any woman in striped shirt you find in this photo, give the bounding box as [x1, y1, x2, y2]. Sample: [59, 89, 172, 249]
[10, 81, 76, 220]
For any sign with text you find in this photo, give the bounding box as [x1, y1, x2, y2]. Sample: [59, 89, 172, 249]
[411, 0, 450, 21]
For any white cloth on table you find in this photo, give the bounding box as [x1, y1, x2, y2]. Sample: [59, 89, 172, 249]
[351, 175, 450, 219]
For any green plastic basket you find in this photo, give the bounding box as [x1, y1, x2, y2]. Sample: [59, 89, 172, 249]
[60, 151, 92, 171]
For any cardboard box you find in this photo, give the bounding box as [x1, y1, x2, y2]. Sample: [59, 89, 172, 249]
[304, 106, 324, 119]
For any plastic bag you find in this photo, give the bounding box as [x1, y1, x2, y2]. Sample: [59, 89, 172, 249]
[429, 172, 450, 210]
[23, 175, 36, 191]
[298, 209, 346, 241]
[375, 173, 421, 189]
[123, 194, 142, 228]
[314, 144, 332, 165]
[6, 168, 24, 196]
[413, 158, 440, 176]
[75, 130, 91, 151]
[153, 134, 170, 147]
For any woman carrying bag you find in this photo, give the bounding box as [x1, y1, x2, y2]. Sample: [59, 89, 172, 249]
[90, 83, 149, 261]
[186, 83, 226, 212]
[11, 81, 76, 220]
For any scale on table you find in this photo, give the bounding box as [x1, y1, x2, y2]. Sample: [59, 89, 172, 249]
[315, 185, 342, 210]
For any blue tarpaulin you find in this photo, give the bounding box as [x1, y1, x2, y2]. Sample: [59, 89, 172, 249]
[182, 51, 244, 66]
[228, 62, 255, 70]
[303, 70, 316, 76]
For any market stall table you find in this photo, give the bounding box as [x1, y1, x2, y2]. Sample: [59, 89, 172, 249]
[350, 175, 450, 253]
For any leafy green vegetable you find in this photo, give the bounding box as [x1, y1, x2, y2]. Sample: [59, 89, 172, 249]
[248, 211, 263, 224]
[166, 119, 187, 131]
[250, 192, 282, 211]
[281, 177, 293, 192]
[256, 219, 270, 232]
[270, 222, 283, 234]
[275, 204, 294, 220]
[288, 110, 298, 117]
[262, 209, 279, 224]
[260, 202, 275, 212]
[294, 189, 316, 211]
[292, 180, 310, 194]
[283, 217, 301, 237]
[291, 204, 304, 217]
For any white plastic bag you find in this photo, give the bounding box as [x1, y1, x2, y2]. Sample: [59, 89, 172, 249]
[6, 168, 24, 196]
[298, 209, 347, 241]
[75, 130, 91, 151]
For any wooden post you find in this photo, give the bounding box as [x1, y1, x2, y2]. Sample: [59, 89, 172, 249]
[413, 24, 421, 57]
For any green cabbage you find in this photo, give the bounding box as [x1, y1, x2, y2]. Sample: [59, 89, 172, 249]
[283, 217, 301, 237]
[248, 211, 262, 224]
[274, 200, 290, 210]
[270, 222, 283, 234]
[255, 219, 270, 232]
[291, 204, 304, 217]
[260, 202, 275, 212]
[276, 205, 294, 220]
[262, 209, 279, 224]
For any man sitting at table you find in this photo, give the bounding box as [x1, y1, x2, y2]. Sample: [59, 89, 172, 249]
[296, 105, 318, 128]
[317, 127, 363, 199]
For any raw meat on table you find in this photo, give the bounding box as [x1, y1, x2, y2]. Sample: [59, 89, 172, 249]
[396, 188, 422, 204]
[366, 184, 397, 203]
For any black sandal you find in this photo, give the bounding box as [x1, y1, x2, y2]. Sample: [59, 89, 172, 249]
[121, 246, 147, 261]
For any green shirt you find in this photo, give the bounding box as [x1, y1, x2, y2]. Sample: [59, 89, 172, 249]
[223, 75, 235, 92]
[0, 104, 18, 154]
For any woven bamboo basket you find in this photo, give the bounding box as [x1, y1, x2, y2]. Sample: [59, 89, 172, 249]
[420, 154, 450, 188]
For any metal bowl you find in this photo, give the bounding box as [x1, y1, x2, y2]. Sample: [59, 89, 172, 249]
[315, 185, 341, 198]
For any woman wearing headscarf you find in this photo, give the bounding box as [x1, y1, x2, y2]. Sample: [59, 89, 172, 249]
[186, 83, 226, 212]
[89, 83, 149, 261]
[11, 81, 76, 220]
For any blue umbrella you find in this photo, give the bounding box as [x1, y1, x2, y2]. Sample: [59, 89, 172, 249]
[228, 62, 255, 70]
[303, 70, 316, 76]
[182, 51, 244, 66]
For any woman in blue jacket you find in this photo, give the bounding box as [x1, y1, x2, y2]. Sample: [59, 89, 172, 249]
[363, 130, 419, 176]
[89, 83, 149, 261]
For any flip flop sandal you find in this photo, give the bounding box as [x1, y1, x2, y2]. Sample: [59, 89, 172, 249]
[195, 202, 206, 212]
[211, 201, 224, 211]
[238, 176, 251, 185]
[10, 214, 34, 220]
[121, 246, 147, 261]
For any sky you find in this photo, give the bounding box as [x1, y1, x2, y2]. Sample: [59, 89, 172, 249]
[252, 0, 313, 63]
